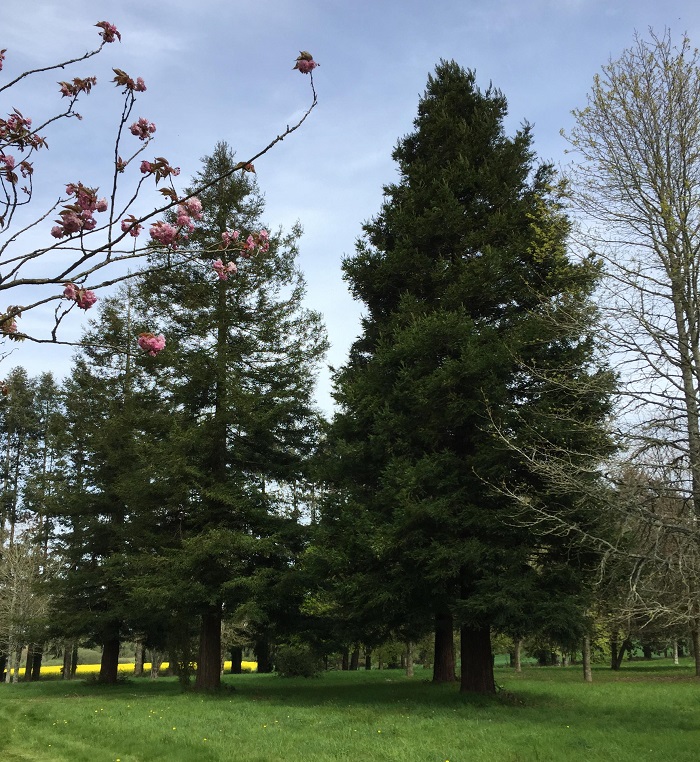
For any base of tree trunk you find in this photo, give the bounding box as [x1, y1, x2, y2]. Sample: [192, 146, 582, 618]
[230, 646, 243, 674]
[194, 610, 222, 691]
[99, 636, 121, 684]
[460, 625, 495, 694]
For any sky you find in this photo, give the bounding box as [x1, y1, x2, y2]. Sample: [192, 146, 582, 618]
[2, 0, 699, 413]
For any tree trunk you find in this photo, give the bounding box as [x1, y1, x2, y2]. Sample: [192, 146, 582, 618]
[150, 650, 162, 679]
[692, 627, 700, 677]
[514, 638, 522, 673]
[433, 611, 456, 682]
[134, 639, 145, 677]
[255, 638, 272, 674]
[460, 625, 495, 694]
[350, 646, 360, 671]
[405, 642, 414, 678]
[24, 645, 35, 682]
[0, 653, 6, 681]
[582, 636, 593, 683]
[62, 643, 72, 680]
[99, 636, 121, 684]
[341, 649, 349, 671]
[673, 640, 679, 665]
[195, 609, 222, 691]
[229, 646, 243, 674]
[365, 649, 372, 670]
[612, 637, 631, 671]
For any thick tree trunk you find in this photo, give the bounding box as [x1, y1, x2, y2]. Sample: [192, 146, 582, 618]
[673, 640, 679, 665]
[582, 636, 593, 683]
[0, 653, 6, 681]
[195, 609, 222, 691]
[99, 636, 121, 684]
[460, 625, 495, 695]
[365, 649, 372, 670]
[514, 638, 522, 673]
[31, 647, 42, 682]
[692, 627, 700, 677]
[433, 611, 456, 682]
[255, 639, 273, 674]
[341, 649, 349, 670]
[229, 646, 243, 674]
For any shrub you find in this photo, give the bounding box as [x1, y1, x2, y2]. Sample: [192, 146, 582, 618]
[274, 644, 323, 678]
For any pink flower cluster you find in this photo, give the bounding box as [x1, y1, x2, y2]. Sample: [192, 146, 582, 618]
[0, 49, 5, 72]
[293, 51, 318, 74]
[95, 21, 121, 43]
[0, 153, 31, 184]
[241, 228, 270, 258]
[221, 230, 240, 248]
[120, 215, 143, 237]
[149, 221, 178, 248]
[0, 109, 46, 152]
[63, 282, 98, 310]
[148, 196, 203, 249]
[51, 182, 108, 239]
[138, 332, 166, 356]
[130, 117, 156, 141]
[213, 259, 237, 280]
[0, 308, 19, 335]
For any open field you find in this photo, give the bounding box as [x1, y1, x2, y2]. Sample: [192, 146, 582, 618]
[1, 660, 699, 761]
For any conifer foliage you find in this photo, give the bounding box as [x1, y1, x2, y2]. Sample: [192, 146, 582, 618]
[328, 61, 615, 693]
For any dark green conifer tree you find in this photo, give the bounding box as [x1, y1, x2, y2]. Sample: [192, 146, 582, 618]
[328, 61, 615, 693]
[140, 142, 328, 690]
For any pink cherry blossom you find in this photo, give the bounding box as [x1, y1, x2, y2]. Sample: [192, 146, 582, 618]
[221, 230, 240, 248]
[0, 50, 5, 72]
[213, 259, 237, 281]
[129, 117, 156, 141]
[183, 197, 203, 220]
[75, 289, 97, 309]
[63, 283, 78, 300]
[149, 221, 178, 247]
[293, 52, 318, 74]
[140, 160, 153, 174]
[96, 21, 121, 43]
[138, 332, 166, 356]
[62, 282, 97, 310]
[121, 216, 143, 237]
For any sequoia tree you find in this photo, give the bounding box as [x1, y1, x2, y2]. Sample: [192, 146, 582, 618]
[330, 61, 614, 693]
[139, 142, 328, 691]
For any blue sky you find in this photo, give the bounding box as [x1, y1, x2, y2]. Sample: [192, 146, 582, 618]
[2, 0, 699, 412]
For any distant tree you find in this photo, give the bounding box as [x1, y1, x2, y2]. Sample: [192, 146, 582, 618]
[330, 60, 615, 694]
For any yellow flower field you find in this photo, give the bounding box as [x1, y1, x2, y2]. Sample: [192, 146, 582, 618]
[13, 660, 258, 677]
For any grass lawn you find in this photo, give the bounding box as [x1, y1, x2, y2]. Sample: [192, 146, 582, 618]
[1, 660, 698, 761]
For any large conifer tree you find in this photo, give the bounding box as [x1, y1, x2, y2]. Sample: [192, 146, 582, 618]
[141, 142, 328, 690]
[329, 61, 614, 693]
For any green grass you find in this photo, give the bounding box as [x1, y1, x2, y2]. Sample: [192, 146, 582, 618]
[1, 660, 699, 761]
